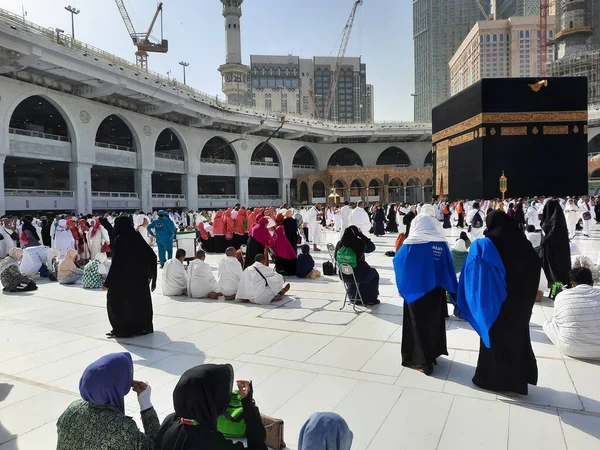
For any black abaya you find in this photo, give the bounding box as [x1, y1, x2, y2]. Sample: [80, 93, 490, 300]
[385, 208, 398, 233]
[104, 216, 157, 337]
[402, 287, 448, 367]
[472, 210, 540, 395]
[282, 217, 299, 249]
[540, 200, 571, 288]
[373, 209, 386, 236]
[243, 236, 265, 270]
[403, 211, 416, 237]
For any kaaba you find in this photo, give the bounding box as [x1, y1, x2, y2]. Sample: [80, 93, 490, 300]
[432, 77, 588, 200]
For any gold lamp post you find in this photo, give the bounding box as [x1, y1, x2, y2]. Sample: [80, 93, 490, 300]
[499, 171, 508, 200]
[328, 187, 340, 205]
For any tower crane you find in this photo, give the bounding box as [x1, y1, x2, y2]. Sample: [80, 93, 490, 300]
[322, 0, 363, 121]
[539, 0, 555, 76]
[115, 0, 168, 71]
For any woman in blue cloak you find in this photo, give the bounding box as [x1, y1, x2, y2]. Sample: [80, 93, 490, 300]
[458, 210, 540, 395]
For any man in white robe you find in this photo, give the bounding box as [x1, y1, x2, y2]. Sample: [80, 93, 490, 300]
[162, 249, 188, 296]
[308, 203, 323, 251]
[340, 201, 352, 235]
[526, 202, 541, 230]
[236, 254, 290, 305]
[218, 247, 243, 300]
[53, 219, 75, 257]
[543, 267, 600, 359]
[187, 249, 219, 299]
[350, 201, 371, 234]
[0, 218, 18, 258]
[564, 199, 580, 239]
[466, 202, 485, 242]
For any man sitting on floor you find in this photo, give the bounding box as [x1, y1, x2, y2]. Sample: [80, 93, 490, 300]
[236, 254, 290, 304]
[162, 249, 188, 296]
[218, 247, 243, 300]
[187, 249, 220, 299]
[543, 267, 600, 359]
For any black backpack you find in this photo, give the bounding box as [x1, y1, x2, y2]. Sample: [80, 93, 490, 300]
[322, 261, 336, 276]
[471, 211, 483, 229]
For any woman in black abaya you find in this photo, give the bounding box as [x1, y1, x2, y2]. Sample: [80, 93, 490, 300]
[103, 216, 157, 338]
[385, 205, 398, 233]
[540, 199, 571, 288]
[460, 210, 540, 395]
[372, 205, 386, 236]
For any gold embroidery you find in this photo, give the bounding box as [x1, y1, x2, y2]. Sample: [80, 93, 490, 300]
[573, 125, 579, 134]
[528, 80, 548, 92]
[449, 133, 475, 146]
[490, 127, 497, 136]
[501, 126, 528, 136]
[479, 127, 486, 137]
[532, 126, 539, 135]
[543, 125, 569, 135]
[432, 110, 588, 143]
[435, 140, 449, 195]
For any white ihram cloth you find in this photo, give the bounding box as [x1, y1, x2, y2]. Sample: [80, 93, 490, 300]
[218, 256, 243, 297]
[0, 225, 16, 258]
[350, 207, 371, 234]
[187, 259, 218, 298]
[87, 221, 110, 259]
[20, 246, 58, 276]
[340, 205, 352, 234]
[236, 262, 285, 305]
[526, 204, 541, 230]
[308, 206, 323, 246]
[53, 220, 75, 257]
[564, 204, 580, 238]
[525, 231, 542, 249]
[404, 214, 446, 245]
[420, 204, 437, 218]
[162, 258, 188, 296]
[466, 209, 485, 242]
[543, 284, 600, 359]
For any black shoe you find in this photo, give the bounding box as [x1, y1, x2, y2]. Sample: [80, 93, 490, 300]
[363, 299, 381, 306]
[419, 363, 434, 376]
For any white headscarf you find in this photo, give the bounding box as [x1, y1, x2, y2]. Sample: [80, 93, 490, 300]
[420, 204, 436, 218]
[404, 214, 447, 245]
[94, 252, 109, 276]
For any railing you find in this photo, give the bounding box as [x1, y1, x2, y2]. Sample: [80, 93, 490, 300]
[198, 194, 237, 199]
[251, 161, 280, 167]
[92, 191, 138, 198]
[200, 158, 236, 165]
[9, 127, 70, 142]
[380, 163, 411, 168]
[95, 142, 136, 152]
[152, 193, 186, 199]
[292, 164, 316, 169]
[155, 151, 184, 161]
[5, 189, 73, 197]
[0, 7, 433, 132]
[249, 195, 281, 199]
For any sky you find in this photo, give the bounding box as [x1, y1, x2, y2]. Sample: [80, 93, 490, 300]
[3, 0, 415, 121]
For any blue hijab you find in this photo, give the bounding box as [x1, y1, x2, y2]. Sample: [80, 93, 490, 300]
[457, 237, 507, 348]
[79, 352, 133, 413]
[296, 244, 315, 278]
[298, 412, 353, 450]
[393, 214, 457, 303]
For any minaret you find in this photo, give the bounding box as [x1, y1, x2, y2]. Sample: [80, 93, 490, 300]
[218, 0, 250, 105]
[554, 0, 593, 59]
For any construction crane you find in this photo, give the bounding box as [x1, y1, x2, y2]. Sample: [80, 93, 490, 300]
[474, 0, 492, 20]
[539, 0, 555, 76]
[115, 0, 168, 71]
[322, 0, 363, 122]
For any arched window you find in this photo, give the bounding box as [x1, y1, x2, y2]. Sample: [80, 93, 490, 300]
[10, 95, 70, 139]
[328, 148, 363, 167]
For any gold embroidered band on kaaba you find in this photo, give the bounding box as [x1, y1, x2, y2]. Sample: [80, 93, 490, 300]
[432, 111, 588, 144]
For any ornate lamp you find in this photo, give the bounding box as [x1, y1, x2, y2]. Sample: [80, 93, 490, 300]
[328, 187, 340, 205]
[499, 171, 508, 200]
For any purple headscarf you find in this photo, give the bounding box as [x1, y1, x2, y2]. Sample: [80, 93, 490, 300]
[79, 352, 133, 413]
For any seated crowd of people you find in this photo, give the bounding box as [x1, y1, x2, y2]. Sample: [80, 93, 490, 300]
[56, 353, 354, 450]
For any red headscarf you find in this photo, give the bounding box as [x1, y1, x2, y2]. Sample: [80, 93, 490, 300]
[197, 222, 209, 240]
[67, 219, 80, 240]
[273, 225, 297, 260]
[90, 218, 101, 238]
[212, 211, 225, 235]
[250, 217, 273, 248]
[224, 208, 235, 234]
[234, 208, 247, 234]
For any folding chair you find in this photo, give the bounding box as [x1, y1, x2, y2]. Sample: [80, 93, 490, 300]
[326, 243, 336, 263]
[338, 264, 366, 313]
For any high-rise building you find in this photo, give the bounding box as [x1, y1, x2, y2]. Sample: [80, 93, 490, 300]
[413, 0, 490, 122]
[365, 84, 374, 123]
[549, 0, 600, 105]
[249, 55, 370, 123]
[449, 16, 555, 96]
[495, 0, 539, 19]
[218, 0, 250, 105]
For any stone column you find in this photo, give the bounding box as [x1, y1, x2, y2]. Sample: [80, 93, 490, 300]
[136, 169, 153, 213]
[185, 173, 199, 211]
[308, 187, 313, 204]
[403, 186, 407, 203]
[0, 155, 5, 216]
[237, 175, 249, 205]
[421, 186, 425, 203]
[383, 184, 389, 204]
[279, 178, 291, 205]
[70, 162, 92, 215]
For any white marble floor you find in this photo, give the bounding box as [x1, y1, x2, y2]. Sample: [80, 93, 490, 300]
[1, 224, 600, 449]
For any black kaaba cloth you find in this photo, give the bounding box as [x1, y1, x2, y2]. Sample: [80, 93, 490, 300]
[432, 77, 588, 200]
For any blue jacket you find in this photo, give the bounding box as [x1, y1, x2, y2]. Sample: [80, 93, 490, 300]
[147, 217, 176, 244]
